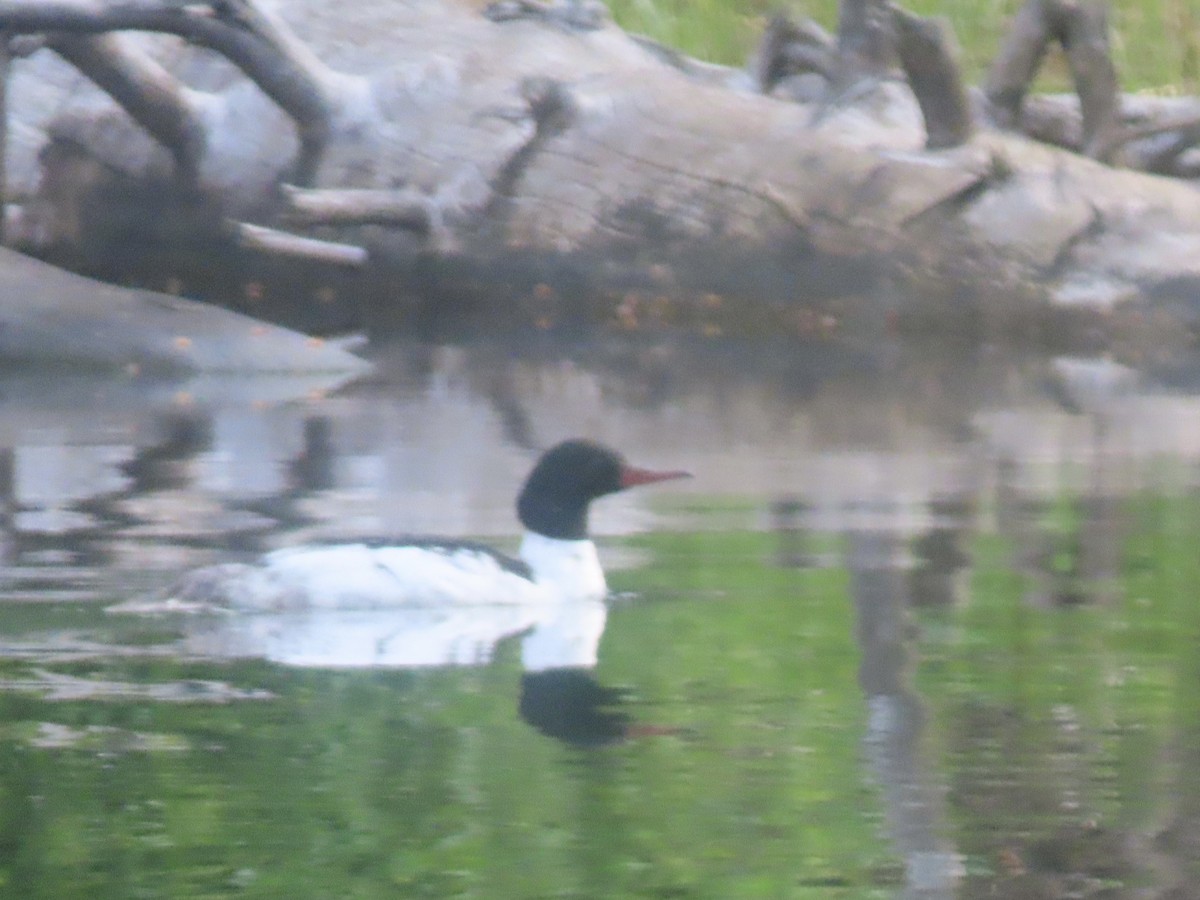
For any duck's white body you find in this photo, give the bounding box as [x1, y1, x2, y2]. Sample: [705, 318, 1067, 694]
[121, 534, 611, 669]
[165, 532, 606, 612]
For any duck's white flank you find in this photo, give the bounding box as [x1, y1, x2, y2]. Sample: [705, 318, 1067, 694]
[163, 534, 608, 612]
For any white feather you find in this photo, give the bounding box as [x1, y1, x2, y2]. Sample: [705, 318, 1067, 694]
[163, 535, 608, 611]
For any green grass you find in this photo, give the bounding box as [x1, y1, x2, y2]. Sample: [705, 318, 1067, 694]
[607, 0, 1200, 92]
[607, 0, 778, 65]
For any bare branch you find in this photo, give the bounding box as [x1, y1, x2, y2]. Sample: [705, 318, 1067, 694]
[0, 0, 346, 182]
[984, 0, 1055, 129]
[1055, 1, 1120, 161]
[750, 12, 834, 93]
[46, 33, 206, 179]
[985, 0, 1121, 162]
[1119, 115, 1200, 175]
[1019, 93, 1084, 150]
[281, 186, 432, 232]
[835, 0, 897, 81]
[893, 8, 973, 150]
[1016, 92, 1200, 175]
[234, 221, 367, 266]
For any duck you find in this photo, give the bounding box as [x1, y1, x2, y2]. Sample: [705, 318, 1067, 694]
[160, 439, 690, 613]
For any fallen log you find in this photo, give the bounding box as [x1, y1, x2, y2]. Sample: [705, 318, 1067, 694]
[0, 0, 1198, 354]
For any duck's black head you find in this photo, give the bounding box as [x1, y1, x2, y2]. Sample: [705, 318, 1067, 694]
[516, 439, 689, 540]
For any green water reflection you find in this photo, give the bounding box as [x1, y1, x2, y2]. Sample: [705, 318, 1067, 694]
[1, 338, 1199, 898]
[0, 491, 1198, 898]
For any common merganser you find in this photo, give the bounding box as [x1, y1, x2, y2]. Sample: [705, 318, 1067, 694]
[162, 439, 690, 613]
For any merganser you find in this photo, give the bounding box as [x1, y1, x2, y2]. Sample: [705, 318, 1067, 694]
[161, 439, 690, 613]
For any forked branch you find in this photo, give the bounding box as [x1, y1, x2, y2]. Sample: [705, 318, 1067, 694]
[985, 0, 1120, 161]
[0, 0, 351, 182]
[46, 33, 207, 179]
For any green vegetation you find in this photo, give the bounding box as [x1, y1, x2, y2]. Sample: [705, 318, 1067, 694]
[607, 0, 1200, 92]
[914, 492, 1200, 888]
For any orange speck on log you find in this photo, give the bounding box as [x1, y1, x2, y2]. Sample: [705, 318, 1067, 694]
[647, 263, 673, 285]
[173, 335, 192, 350]
[615, 293, 640, 329]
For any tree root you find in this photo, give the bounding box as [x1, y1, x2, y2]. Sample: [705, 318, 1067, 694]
[755, 4, 974, 149]
[754, 0, 1197, 172]
[0, 0, 353, 183]
[45, 34, 207, 181]
[750, 12, 835, 96]
[893, 8, 973, 150]
[985, 0, 1120, 161]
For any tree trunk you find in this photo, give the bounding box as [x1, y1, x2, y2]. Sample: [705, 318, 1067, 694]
[0, 0, 1198, 354]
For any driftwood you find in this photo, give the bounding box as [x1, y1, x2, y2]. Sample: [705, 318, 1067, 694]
[0, 0, 1198, 352]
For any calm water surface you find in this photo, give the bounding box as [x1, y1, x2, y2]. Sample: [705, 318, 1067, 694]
[2, 335, 1200, 898]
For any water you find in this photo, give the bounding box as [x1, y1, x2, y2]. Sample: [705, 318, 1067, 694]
[1, 335, 1199, 898]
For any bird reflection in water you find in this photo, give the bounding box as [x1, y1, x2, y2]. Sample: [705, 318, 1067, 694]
[519, 669, 631, 747]
[150, 586, 664, 748]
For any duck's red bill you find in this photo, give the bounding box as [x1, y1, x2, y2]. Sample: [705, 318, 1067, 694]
[619, 465, 692, 489]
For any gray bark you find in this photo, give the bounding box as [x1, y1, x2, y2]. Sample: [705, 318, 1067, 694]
[0, 0, 1198, 354]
